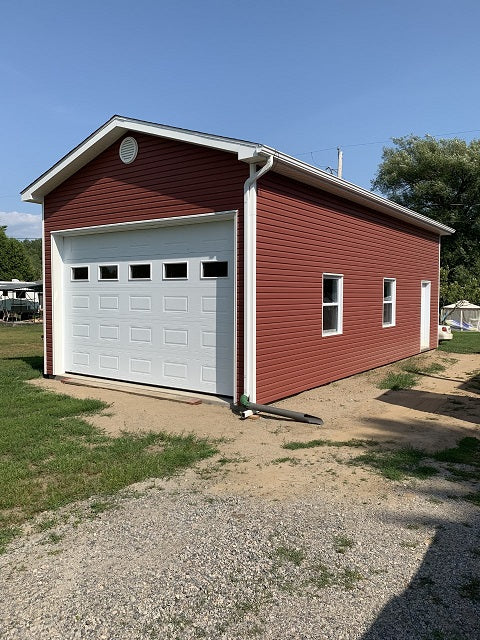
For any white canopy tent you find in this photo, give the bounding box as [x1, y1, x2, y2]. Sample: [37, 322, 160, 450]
[441, 300, 480, 331]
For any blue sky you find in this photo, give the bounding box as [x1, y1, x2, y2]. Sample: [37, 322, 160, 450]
[2, 0, 480, 238]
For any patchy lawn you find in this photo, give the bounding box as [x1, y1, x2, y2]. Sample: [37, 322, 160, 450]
[0, 324, 217, 552]
[438, 331, 480, 354]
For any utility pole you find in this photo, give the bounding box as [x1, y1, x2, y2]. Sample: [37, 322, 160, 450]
[337, 147, 343, 179]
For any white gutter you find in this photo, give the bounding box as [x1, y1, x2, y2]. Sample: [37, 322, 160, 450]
[243, 155, 274, 402]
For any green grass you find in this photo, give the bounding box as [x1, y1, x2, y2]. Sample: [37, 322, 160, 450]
[308, 562, 362, 590]
[273, 545, 306, 566]
[308, 561, 335, 588]
[351, 448, 438, 480]
[376, 355, 448, 391]
[271, 456, 299, 465]
[402, 360, 446, 375]
[438, 331, 480, 354]
[352, 436, 480, 490]
[433, 437, 480, 466]
[377, 371, 418, 390]
[0, 325, 217, 553]
[332, 534, 354, 554]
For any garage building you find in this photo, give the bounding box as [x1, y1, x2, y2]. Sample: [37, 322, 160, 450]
[21, 116, 453, 404]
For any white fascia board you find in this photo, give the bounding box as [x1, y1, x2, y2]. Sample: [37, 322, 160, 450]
[121, 118, 259, 158]
[254, 147, 455, 237]
[21, 116, 261, 204]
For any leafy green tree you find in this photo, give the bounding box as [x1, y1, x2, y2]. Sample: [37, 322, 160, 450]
[22, 238, 42, 280]
[372, 136, 480, 305]
[0, 226, 37, 281]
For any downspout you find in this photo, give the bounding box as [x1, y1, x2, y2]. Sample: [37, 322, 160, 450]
[243, 155, 274, 403]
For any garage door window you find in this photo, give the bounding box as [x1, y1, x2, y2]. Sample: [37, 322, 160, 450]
[129, 264, 151, 280]
[163, 262, 188, 280]
[201, 261, 228, 278]
[99, 265, 118, 280]
[71, 266, 89, 281]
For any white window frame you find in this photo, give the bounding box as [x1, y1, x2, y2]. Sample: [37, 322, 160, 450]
[162, 261, 188, 280]
[200, 260, 229, 279]
[70, 265, 89, 282]
[98, 264, 119, 281]
[383, 278, 396, 328]
[128, 262, 152, 281]
[322, 273, 343, 336]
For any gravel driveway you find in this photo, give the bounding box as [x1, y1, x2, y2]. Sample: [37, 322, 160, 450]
[2, 352, 480, 639]
[1, 469, 479, 640]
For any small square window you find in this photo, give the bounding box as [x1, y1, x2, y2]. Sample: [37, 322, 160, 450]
[99, 265, 118, 280]
[71, 266, 89, 281]
[2, 290, 9, 296]
[15, 291, 26, 299]
[202, 261, 228, 278]
[129, 264, 151, 280]
[163, 262, 188, 279]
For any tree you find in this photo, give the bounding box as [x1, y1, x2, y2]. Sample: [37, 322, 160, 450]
[0, 226, 37, 281]
[22, 238, 42, 280]
[372, 136, 480, 305]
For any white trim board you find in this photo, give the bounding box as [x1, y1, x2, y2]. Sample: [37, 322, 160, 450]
[50, 210, 236, 237]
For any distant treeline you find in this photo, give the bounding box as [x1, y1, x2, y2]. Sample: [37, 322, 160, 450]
[0, 226, 42, 281]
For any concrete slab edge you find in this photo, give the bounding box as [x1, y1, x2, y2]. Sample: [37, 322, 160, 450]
[56, 376, 230, 407]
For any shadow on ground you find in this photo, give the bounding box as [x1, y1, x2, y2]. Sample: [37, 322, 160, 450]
[7, 355, 44, 374]
[361, 512, 480, 640]
[357, 396, 480, 639]
[378, 389, 480, 426]
[460, 372, 480, 395]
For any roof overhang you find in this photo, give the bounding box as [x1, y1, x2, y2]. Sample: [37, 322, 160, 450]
[21, 115, 454, 237]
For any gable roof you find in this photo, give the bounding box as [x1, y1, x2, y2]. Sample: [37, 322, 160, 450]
[21, 115, 454, 236]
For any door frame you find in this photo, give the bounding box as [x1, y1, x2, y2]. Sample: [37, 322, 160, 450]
[420, 280, 431, 350]
[50, 210, 237, 397]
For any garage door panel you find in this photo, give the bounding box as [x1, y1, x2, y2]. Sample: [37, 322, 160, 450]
[163, 296, 189, 313]
[99, 324, 120, 341]
[71, 323, 90, 338]
[63, 220, 234, 395]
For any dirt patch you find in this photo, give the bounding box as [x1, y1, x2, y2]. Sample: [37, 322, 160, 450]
[30, 351, 480, 500]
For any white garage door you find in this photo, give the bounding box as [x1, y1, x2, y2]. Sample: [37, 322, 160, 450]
[62, 220, 234, 396]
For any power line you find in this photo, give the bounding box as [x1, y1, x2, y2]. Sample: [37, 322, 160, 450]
[295, 127, 480, 157]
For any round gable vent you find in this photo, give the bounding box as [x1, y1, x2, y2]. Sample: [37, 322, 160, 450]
[119, 137, 138, 164]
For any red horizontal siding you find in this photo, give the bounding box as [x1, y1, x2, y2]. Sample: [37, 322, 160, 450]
[43, 133, 247, 398]
[256, 173, 440, 404]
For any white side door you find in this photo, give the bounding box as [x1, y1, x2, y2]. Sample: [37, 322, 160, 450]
[420, 281, 431, 350]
